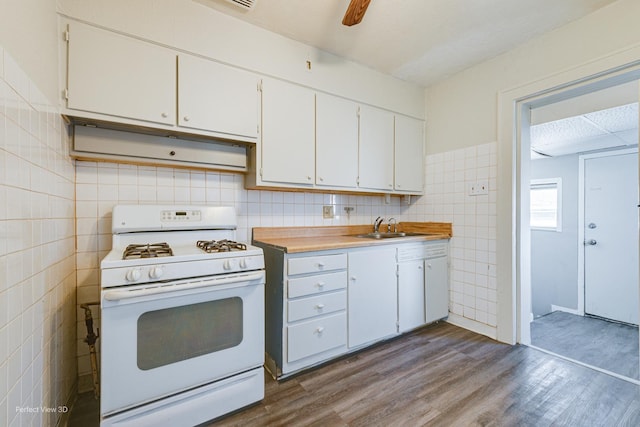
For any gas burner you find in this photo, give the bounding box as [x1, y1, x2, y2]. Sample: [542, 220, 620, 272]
[123, 243, 173, 260]
[197, 239, 247, 253]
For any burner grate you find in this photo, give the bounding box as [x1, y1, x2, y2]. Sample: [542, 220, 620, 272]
[197, 239, 247, 253]
[123, 243, 173, 260]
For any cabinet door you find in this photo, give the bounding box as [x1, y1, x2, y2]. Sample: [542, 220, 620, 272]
[425, 256, 449, 323]
[260, 78, 315, 185]
[316, 93, 359, 188]
[395, 115, 425, 193]
[178, 54, 259, 140]
[398, 260, 425, 332]
[358, 105, 394, 191]
[348, 248, 397, 348]
[67, 22, 176, 125]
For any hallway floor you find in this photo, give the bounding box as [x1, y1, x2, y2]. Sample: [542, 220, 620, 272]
[531, 311, 639, 380]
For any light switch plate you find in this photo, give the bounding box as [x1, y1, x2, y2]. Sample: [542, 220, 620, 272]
[469, 180, 489, 196]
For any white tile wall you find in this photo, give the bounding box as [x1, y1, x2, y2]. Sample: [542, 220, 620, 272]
[419, 142, 498, 330]
[73, 161, 414, 390]
[0, 47, 76, 427]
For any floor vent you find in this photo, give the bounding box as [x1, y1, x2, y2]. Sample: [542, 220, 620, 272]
[224, 0, 257, 10]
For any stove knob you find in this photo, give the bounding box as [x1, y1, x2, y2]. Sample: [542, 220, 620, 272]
[223, 259, 235, 270]
[149, 266, 164, 279]
[126, 269, 141, 282]
[239, 258, 249, 269]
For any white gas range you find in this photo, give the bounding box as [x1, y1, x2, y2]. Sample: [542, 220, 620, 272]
[99, 205, 265, 427]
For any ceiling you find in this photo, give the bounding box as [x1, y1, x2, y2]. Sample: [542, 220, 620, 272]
[530, 103, 638, 158]
[197, 0, 618, 87]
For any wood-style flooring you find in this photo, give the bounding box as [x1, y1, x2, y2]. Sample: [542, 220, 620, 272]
[69, 322, 640, 427]
[531, 311, 639, 380]
[208, 322, 640, 426]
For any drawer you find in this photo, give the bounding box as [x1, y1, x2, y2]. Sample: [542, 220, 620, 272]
[287, 312, 347, 363]
[287, 253, 347, 276]
[287, 290, 347, 322]
[287, 271, 347, 298]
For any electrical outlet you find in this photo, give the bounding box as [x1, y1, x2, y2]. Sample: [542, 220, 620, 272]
[322, 205, 335, 219]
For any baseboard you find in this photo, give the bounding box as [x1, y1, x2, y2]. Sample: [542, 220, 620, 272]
[446, 313, 498, 341]
[551, 305, 582, 316]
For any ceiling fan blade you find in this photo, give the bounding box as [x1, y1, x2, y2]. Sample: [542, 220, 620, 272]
[342, 0, 372, 26]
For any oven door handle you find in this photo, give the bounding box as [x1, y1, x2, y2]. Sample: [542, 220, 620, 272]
[102, 272, 264, 302]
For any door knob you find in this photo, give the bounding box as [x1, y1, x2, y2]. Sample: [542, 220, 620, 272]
[585, 239, 597, 246]
[588, 223, 597, 229]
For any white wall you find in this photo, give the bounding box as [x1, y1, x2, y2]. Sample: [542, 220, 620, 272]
[0, 48, 77, 427]
[425, 0, 640, 341]
[531, 154, 579, 316]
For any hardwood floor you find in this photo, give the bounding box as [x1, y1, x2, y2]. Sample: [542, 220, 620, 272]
[531, 311, 639, 380]
[207, 322, 640, 426]
[70, 322, 640, 426]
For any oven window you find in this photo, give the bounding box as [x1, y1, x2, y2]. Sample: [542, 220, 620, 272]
[137, 298, 243, 370]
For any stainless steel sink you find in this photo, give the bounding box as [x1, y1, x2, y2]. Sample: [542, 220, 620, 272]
[354, 232, 428, 239]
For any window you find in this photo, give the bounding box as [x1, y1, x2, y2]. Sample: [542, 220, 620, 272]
[530, 178, 562, 231]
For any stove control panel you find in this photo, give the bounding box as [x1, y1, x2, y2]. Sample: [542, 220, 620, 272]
[161, 210, 202, 223]
[108, 254, 266, 287]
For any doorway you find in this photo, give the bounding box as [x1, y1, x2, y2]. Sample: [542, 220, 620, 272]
[522, 82, 640, 382]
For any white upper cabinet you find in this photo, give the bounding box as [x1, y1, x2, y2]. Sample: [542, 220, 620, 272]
[358, 105, 395, 192]
[177, 54, 259, 140]
[259, 78, 315, 186]
[315, 94, 359, 188]
[394, 115, 425, 193]
[67, 22, 176, 126]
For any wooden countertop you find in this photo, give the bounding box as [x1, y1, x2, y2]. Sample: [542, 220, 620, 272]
[252, 222, 452, 253]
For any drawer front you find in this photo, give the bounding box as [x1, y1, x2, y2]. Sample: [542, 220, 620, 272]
[287, 271, 347, 298]
[287, 253, 347, 276]
[287, 291, 347, 322]
[287, 312, 347, 363]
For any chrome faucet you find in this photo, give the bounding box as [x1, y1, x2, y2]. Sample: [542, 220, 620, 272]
[373, 216, 384, 233]
[387, 218, 397, 233]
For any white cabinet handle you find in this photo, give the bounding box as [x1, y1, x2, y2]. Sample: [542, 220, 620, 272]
[418, 265, 423, 270]
[427, 263, 432, 269]
[307, 176, 312, 181]
[183, 116, 190, 122]
[315, 303, 325, 309]
[316, 281, 325, 289]
[318, 176, 324, 182]
[161, 112, 168, 118]
[315, 327, 324, 334]
[317, 262, 325, 268]
[350, 276, 356, 281]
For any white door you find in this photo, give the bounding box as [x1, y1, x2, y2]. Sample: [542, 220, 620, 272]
[584, 150, 639, 325]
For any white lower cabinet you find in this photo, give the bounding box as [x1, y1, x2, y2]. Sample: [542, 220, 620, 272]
[287, 312, 347, 363]
[347, 247, 398, 348]
[257, 239, 448, 379]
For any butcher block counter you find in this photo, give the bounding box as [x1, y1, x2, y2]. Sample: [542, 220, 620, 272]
[252, 222, 452, 253]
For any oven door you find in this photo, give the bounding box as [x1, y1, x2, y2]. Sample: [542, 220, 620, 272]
[100, 271, 265, 416]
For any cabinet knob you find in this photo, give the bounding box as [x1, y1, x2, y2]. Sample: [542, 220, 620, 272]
[183, 116, 190, 122]
[427, 263, 432, 269]
[316, 282, 325, 288]
[350, 276, 356, 281]
[318, 176, 324, 182]
[418, 265, 423, 269]
[161, 112, 168, 118]
[397, 184, 402, 188]
[317, 262, 325, 269]
[315, 304, 325, 310]
[315, 327, 324, 334]
[389, 184, 393, 187]
[307, 176, 312, 181]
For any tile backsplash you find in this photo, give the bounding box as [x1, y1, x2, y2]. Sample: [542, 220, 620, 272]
[0, 47, 76, 427]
